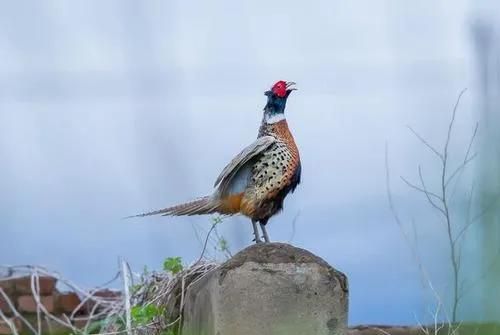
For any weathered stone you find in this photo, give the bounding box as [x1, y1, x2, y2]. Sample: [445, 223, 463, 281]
[182, 243, 348, 335]
[17, 295, 54, 313]
[348, 325, 424, 335]
[14, 276, 57, 295]
[347, 324, 500, 335]
[57, 292, 81, 313]
[0, 317, 22, 335]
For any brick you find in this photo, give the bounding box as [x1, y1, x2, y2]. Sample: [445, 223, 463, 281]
[57, 292, 81, 313]
[14, 276, 57, 295]
[91, 289, 121, 300]
[0, 295, 14, 315]
[0, 280, 14, 295]
[0, 317, 22, 335]
[0, 280, 16, 316]
[17, 295, 54, 313]
[84, 289, 122, 314]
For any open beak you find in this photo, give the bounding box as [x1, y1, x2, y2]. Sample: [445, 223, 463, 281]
[286, 81, 297, 91]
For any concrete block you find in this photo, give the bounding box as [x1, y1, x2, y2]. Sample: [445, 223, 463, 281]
[182, 243, 348, 335]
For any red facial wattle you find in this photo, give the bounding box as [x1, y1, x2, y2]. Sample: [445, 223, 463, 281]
[272, 81, 287, 98]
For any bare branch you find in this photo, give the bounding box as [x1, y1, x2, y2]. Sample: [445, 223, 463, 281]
[0, 309, 19, 335]
[190, 222, 205, 249]
[407, 126, 443, 160]
[194, 221, 218, 265]
[446, 122, 478, 188]
[447, 154, 478, 189]
[398, 88, 469, 323]
[0, 289, 35, 335]
[385, 145, 433, 288]
[443, 88, 468, 164]
[0, 265, 125, 335]
[445, 90, 468, 323]
[454, 220, 475, 245]
[418, 166, 447, 217]
[400, 176, 443, 202]
[288, 211, 301, 243]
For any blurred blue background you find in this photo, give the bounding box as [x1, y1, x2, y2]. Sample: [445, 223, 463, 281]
[1, 0, 499, 326]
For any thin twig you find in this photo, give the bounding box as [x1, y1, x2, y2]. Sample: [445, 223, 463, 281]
[446, 122, 478, 188]
[0, 288, 38, 334]
[194, 222, 218, 265]
[407, 126, 443, 160]
[400, 176, 443, 202]
[387, 88, 472, 325]
[0, 265, 124, 335]
[0, 309, 19, 335]
[418, 166, 447, 217]
[385, 145, 432, 286]
[443, 89, 468, 165]
[288, 210, 301, 243]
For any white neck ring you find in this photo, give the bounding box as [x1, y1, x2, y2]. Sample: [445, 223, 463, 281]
[265, 113, 285, 124]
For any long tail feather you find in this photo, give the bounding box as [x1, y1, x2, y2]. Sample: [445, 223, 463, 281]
[125, 196, 219, 219]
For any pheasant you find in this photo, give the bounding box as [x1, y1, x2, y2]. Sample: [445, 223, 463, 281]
[130, 80, 301, 243]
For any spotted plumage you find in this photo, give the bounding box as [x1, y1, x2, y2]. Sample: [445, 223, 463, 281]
[129, 81, 301, 244]
[239, 120, 301, 221]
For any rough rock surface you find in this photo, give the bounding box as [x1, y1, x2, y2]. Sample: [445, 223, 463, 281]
[182, 242, 348, 335]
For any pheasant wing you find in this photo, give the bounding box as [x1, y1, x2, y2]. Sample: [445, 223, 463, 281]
[214, 135, 276, 191]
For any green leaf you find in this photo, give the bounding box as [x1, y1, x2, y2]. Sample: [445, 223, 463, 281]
[83, 316, 124, 334]
[163, 257, 183, 274]
[219, 238, 228, 251]
[212, 216, 223, 225]
[131, 304, 164, 325]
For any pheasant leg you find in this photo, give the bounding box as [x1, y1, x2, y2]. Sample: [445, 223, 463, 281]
[260, 223, 271, 243]
[252, 220, 262, 243]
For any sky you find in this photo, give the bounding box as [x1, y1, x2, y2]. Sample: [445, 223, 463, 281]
[0, 0, 498, 326]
